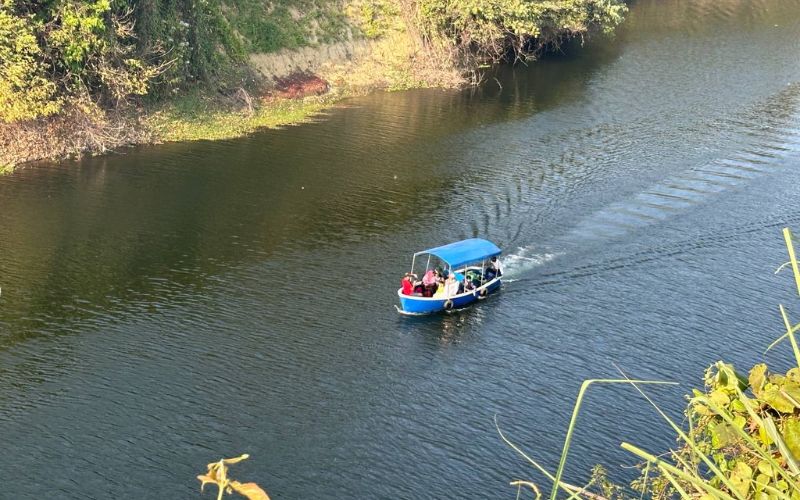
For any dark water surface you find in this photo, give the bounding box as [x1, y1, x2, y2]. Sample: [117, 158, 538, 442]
[3, 1, 800, 497]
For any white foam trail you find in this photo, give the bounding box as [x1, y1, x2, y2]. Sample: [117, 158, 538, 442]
[501, 247, 562, 279]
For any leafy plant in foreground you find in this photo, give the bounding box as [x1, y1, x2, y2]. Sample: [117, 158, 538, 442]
[197, 454, 270, 500]
[503, 228, 800, 499]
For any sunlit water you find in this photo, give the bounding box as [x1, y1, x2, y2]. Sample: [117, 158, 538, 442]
[2, 0, 800, 497]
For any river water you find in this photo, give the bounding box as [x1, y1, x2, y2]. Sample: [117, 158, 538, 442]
[2, 1, 800, 498]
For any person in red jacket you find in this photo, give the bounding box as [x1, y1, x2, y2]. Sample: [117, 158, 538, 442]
[400, 272, 419, 295]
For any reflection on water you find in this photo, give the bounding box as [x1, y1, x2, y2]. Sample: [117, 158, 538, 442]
[2, 0, 800, 498]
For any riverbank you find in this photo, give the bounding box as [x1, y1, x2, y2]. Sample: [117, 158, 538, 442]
[0, 0, 626, 172]
[0, 27, 460, 171]
[145, 31, 462, 143]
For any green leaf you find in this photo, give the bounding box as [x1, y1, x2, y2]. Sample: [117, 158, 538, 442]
[762, 385, 796, 413]
[729, 461, 752, 498]
[755, 472, 770, 492]
[782, 418, 800, 461]
[750, 363, 768, 397]
[710, 422, 737, 448]
[782, 382, 800, 406]
[709, 390, 730, 408]
[760, 424, 774, 446]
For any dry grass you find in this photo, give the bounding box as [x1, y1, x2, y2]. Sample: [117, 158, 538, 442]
[0, 107, 151, 171]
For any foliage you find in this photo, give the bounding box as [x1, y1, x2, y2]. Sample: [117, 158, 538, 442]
[628, 360, 800, 499]
[222, 0, 349, 53]
[414, 0, 628, 62]
[0, 5, 61, 121]
[347, 0, 402, 39]
[134, 0, 350, 85]
[129, 0, 243, 91]
[0, 0, 631, 126]
[623, 228, 800, 499]
[197, 454, 270, 500]
[0, 0, 353, 123]
[0, 0, 162, 122]
[504, 227, 800, 499]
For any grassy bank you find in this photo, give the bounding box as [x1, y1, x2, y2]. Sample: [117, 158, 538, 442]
[145, 90, 335, 143]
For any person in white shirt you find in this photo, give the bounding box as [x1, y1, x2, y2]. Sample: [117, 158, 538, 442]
[486, 256, 503, 280]
[445, 273, 460, 297]
[491, 256, 503, 277]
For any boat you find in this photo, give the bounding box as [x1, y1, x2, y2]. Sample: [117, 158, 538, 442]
[396, 238, 502, 315]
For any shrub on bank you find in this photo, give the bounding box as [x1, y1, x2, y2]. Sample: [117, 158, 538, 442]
[0, 1, 159, 122]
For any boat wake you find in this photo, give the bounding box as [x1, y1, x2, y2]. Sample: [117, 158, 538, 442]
[563, 83, 800, 245]
[501, 247, 562, 280]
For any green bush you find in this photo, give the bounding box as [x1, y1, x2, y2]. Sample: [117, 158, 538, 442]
[0, 0, 160, 121]
[416, 0, 628, 62]
[0, 5, 61, 121]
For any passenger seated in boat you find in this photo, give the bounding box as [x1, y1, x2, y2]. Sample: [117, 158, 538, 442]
[401, 272, 420, 296]
[422, 269, 437, 296]
[465, 269, 480, 287]
[432, 280, 446, 298]
[445, 273, 460, 297]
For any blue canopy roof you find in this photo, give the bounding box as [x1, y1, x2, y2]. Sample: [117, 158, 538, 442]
[415, 238, 501, 269]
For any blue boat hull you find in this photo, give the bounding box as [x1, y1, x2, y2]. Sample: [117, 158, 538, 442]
[397, 279, 501, 314]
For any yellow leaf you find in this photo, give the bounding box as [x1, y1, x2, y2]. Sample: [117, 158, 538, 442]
[231, 481, 271, 500]
[693, 403, 712, 416]
[223, 454, 251, 465]
[197, 474, 220, 492]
